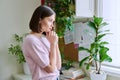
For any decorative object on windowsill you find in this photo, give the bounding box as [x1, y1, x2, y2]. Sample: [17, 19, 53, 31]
[78, 16, 112, 80]
[8, 34, 31, 75]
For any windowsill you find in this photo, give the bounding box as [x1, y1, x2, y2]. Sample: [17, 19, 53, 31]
[91, 65, 120, 78]
[101, 65, 120, 77]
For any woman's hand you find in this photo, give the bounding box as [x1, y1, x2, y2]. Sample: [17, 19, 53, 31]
[46, 31, 58, 45]
[44, 31, 58, 73]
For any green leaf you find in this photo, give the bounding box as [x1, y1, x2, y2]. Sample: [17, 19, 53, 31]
[78, 47, 90, 53]
[100, 22, 109, 28]
[99, 46, 112, 62]
[94, 16, 103, 27]
[100, 41, 109, 46]
[100, 54, 112, 62]
[87, 21, 96, 31]
[97, 34, 106, 41]
[90, 42, 96, 51]
[105, 55, 112, 62]
[79, 56, 89, 67]
[99, 46, 109, 54]
[14, 34, 23, 42]
[98, 30, 110, 34]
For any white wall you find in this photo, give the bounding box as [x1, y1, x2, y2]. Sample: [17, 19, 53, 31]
[0, 0, 40, 80]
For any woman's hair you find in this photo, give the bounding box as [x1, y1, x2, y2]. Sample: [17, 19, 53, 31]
[29, 5, 55, 33]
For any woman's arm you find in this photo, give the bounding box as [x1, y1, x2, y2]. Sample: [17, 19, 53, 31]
[56, 44, 61, 70]
[44, 31, 58, 73]
[44, 43, 57, 73]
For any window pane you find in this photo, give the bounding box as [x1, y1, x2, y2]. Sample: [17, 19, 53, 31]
[102, 0, 120, 67]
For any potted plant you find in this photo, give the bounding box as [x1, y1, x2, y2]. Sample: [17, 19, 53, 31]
[8, 34, 31, 75]
[78, 16, 112, 80]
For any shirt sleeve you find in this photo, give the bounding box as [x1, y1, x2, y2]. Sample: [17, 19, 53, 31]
[26, 38, 50, 68]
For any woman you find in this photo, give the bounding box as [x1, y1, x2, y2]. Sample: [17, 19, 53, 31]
[22, 5, 61, 80]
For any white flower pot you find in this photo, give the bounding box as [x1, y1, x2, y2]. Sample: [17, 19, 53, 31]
[23, 62, 31, 75]
[90, 70, 107, 80]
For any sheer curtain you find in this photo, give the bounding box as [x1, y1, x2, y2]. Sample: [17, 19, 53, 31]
[101, 0, 120, 68]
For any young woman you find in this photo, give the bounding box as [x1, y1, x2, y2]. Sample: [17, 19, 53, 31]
[22, 5, 61, 80]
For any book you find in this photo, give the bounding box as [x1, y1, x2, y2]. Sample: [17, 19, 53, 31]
[62, 68, 85, 79]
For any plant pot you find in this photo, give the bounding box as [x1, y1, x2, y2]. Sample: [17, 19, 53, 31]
[90, 70, 107, 80]
[23, 62, 31, 75]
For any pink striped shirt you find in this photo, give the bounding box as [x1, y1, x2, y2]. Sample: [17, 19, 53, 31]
[22, 34, 59, 80]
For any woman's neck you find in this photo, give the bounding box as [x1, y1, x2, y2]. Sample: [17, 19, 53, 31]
[30, 31, 42, 38]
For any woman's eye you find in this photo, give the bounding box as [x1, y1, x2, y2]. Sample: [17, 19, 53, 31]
[49, 19, 52, 22]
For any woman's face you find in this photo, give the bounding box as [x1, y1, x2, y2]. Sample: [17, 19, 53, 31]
[40, 14, 55, 33]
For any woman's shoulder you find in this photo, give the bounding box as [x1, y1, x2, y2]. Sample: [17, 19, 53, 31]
[26, 34, 37, 39]
[24, 34, 40, 44]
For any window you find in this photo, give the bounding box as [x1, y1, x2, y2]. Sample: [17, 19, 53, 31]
[98, 0, 120, 69]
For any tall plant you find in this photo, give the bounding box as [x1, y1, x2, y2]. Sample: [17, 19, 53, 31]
[78, 16, 112, 74]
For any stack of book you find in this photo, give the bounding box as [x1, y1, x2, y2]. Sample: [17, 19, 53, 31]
[61, 68, 85, 80]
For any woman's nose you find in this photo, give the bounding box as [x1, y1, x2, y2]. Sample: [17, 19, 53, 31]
[52, 22, 54, 26]
[51, 22, 54, 28]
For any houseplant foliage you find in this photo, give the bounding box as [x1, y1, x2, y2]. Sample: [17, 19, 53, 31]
[8, 34, 26, 63]
[61, 53, 73, 70]
[78, 16, 112, 74]
[55, 0, 75, 37]
[45, 0, 75, 37]
[8, 34, 31, 74]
